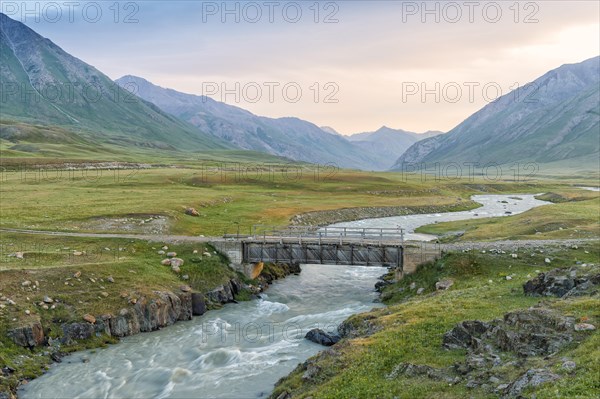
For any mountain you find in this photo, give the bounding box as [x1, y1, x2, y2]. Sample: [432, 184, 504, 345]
[115, 75, 385, 170]
[348, 127, 444, 169]
[320, 126, 342, 136]
[0, 13, 229, 151]
[393, 57, 600, 171]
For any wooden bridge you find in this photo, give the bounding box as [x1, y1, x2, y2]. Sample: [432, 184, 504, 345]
[223, 226, 406, 268]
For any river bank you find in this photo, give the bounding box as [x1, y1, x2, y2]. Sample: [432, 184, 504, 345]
[0, 238, 299, 398]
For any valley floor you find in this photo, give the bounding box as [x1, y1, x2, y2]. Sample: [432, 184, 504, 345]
[0, 163, 598, 398]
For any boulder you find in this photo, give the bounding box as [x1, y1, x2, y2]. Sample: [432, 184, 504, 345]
[178, 292, 193, 321]
[442, 320, 490, 350]
[229, 279, 242, 295]
[206, 284, 234, 304]
[523, 268, 599, 298]
[191, 293, 207, 316]
[185, 207, 199, 217]
[435, 279, 454, 291]
[574, 323, 596, 331]
[8, 321, 45, 347]
[305, 329, 340, 346]
[375, 280, 392, 292]
[170, 258, 184, 268]
[83, 314, 96, 324]
[61, 323, 95, 344]
[503, 369, 560, 398]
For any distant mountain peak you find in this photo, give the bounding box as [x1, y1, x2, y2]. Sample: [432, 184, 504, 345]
[392, 56, 600, 171]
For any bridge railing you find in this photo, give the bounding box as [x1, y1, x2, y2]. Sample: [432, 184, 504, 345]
[247, 225, 404, 244]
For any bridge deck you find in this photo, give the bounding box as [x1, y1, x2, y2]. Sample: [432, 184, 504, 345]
[242, 239, 403, 267]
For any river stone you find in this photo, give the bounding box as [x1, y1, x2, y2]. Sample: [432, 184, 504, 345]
[166, 252, 177, 258]
[170, 258, 184, 268]
[161, 258, 171, 266]
[305, 329, 340, 346]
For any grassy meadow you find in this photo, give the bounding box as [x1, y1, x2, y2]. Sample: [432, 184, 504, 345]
[0, 150, 598, 397]
[1, 155, 598, 237]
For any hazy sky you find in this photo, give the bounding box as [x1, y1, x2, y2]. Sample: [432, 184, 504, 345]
[6, 1, 599, 134]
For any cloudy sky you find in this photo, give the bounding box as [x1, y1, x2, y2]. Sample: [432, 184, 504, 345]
[5, 1, 599, 134]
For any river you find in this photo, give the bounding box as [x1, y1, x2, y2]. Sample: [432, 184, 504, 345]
[20, 194, 551, 398]
[327, 194, 550, 240]
[20, 265, 385, 399]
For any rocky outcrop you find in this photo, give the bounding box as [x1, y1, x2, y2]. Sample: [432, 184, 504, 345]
[504, 369, 561, 398]
[439, 306, 600, 396]
[523, 267, 599, 298]
[385, 363, 459, 384]
[61, 323, 95, 345]
[305, 329, 341, 346]
[443, 308, 575, 357]
[338, 314, 381, 339]
[107, 291, 192, 337]
[7, 320, 45, 347]
[206, 283, 235, 304]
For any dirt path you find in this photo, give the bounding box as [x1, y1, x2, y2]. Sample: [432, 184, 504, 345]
[2, 228, 597, 249]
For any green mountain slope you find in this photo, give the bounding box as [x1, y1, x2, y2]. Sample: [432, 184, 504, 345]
[0, 13, 230, 151]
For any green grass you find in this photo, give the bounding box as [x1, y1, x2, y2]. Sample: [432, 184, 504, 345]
[2, 158, 594, 237]
[271, 244, 600, 399]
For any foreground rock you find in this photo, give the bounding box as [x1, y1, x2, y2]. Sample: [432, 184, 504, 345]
[440, 306, 598, 397]
[504, 369, 560, 398]
[443, 308, 575, 357]
[305, 329, 341, 346]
